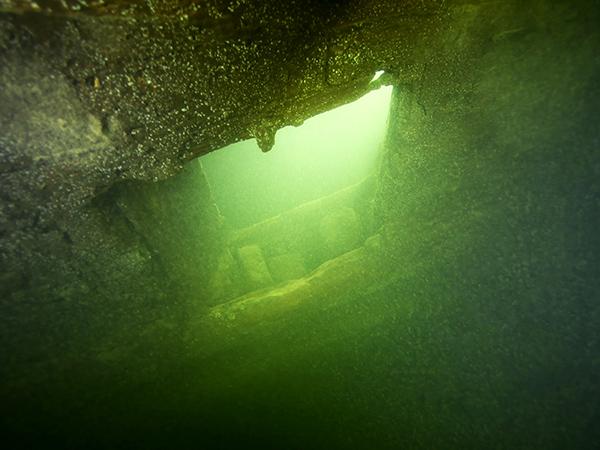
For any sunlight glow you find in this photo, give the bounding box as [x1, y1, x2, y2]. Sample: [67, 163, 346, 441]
[370, 70, 385, 82]
[201, 85, 393, 228]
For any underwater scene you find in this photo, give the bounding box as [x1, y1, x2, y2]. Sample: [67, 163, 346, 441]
[0, 1, 599, 449]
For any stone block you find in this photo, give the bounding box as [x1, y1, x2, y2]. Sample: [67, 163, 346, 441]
[237, 245, 273, 291]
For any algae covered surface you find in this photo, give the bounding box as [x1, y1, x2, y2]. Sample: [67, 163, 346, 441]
[1, 1, 600, 449]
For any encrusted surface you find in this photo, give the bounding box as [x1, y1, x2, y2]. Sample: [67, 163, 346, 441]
[0, 0, 438, 288]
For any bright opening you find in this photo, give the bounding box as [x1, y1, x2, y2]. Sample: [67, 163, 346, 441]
[371, 70, 385, 82]
[201, 85, 393, 228]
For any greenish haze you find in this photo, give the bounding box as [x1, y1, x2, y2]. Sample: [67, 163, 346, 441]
[2, 2, 599, 450]
[201, 86, 392, 228]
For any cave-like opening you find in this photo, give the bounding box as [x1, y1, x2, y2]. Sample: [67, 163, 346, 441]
[194, 85, 393, 306]
[201, 85, 393, 228]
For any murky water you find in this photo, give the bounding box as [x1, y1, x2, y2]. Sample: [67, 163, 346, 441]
[201, 86, 392, 228]
[2, 4, 599, 448]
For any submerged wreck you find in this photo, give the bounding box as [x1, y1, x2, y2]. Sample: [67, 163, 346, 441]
[0, 1, 599, 449]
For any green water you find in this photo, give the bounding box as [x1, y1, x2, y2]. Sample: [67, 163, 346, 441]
[2, 2, 600, 448]
[201, 86, 392, 228]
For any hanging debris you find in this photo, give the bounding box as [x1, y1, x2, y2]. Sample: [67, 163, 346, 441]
[253, 124, 277, 153]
